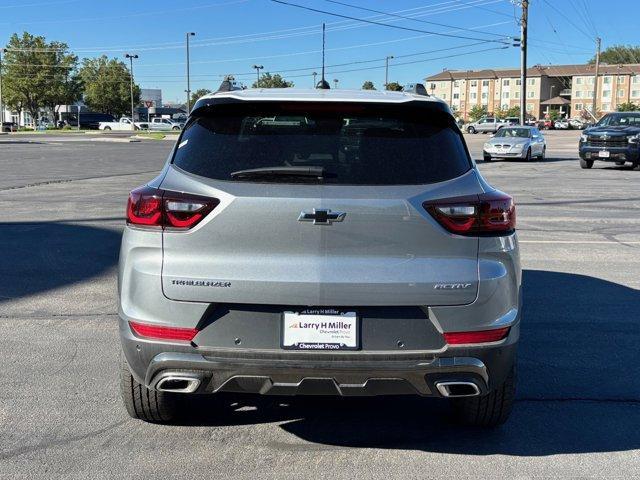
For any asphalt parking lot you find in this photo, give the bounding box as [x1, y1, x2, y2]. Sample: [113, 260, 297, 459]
[0, 130, 638, 478]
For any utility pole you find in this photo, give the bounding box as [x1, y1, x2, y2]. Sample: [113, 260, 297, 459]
[592, 37, 601, 118]
[186, 32, 195, 114]
[385, 55, 394, 90]
[252, 64, 263, 85]
[518, 0, 528, 125]
[125, 54, 138, 131]
[0, 49, 5, 125]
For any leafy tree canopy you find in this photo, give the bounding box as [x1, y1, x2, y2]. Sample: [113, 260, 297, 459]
[385, 81, 403, 91]
[79, 55, 140, 117]
[362, 81, 376, 90]
[617, 102, 639, 112]
[252, 73, 294, 89]
[590, 45, 640, 65]
[468, 105, 488, 121]
[190, 88, 212, 107]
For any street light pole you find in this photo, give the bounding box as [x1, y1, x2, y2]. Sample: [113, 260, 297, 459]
[518, 0, 529, 125]
[125, 53, 138, 131]
[252, 64, 264, 85]
[186, 32, 195, 114]
[385, 55, 394, 89]
[312, 71, 318, 87]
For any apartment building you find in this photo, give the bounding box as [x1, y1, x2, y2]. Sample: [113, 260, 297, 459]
[426, 63, 640, 121]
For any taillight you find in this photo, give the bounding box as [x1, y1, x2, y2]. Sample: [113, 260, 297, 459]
[126, 186, 219, 230]
[444, 327, 510, 345]
[129, 321, 198, 342]
[423, 191, 515, 236]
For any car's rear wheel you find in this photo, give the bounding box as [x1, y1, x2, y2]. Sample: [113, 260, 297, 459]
[120, 352, 181, 423]
[467, 126, 476, 134]
[525, 148, 532, 161]
[483, 155, 491, 162]
[580, 158, 594, 169]
[103, 126, 111, 131]
[539, 146, 546, 160]
[451, 367, 516, 427]
[172, 126, 180, 131]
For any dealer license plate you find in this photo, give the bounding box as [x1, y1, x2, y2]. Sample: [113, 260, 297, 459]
[282, 309, 359, 350]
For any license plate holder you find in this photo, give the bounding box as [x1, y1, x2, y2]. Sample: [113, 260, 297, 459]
[599, 150, 610, 158]
[281, 309, 359, 351]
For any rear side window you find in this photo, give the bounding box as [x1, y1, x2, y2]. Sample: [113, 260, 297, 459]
[173, 102, 471, 185]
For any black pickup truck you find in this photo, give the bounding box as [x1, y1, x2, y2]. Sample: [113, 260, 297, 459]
[579, 112, 640, 170]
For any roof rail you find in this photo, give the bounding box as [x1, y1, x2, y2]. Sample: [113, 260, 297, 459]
[404, 83, 429, 96]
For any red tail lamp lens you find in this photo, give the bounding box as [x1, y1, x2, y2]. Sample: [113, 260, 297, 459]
[126, 186, 218, 229]
[129, 321, 198, 342]
[424, 191, 515, 236]
[444, 327, 510, 345]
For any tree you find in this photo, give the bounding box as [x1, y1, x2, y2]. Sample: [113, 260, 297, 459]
[589, 44, 640, 65]
[468, 105, 488, 121]
[617, 102, 639, 112]
[251, 73, 293, 88]
[190, 88, 212, 107]
[362, 81, 376, 90]
[2, 32, 79, 125]
[385, 81, 403, 91]
[79, 56, 140, 117]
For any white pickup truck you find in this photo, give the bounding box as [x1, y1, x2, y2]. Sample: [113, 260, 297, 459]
[98, 117, 149, 131]
[148, 118, 183, 131]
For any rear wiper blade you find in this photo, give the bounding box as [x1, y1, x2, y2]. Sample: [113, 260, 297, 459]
[230, 166, 325, 179]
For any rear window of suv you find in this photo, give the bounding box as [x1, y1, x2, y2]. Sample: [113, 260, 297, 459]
[172, 102, 471, 185]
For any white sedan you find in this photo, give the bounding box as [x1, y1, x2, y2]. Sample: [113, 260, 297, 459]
[482, 126, 547, 162]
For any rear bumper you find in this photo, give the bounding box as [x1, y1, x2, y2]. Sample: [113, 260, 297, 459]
[483, 149, 527, 159]
[120, 318, 518, 397]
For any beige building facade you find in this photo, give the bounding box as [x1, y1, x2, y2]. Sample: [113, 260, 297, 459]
[426, 64, 640, 121]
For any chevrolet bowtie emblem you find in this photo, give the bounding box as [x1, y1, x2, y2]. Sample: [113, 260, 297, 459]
[298, 209, 346, 225]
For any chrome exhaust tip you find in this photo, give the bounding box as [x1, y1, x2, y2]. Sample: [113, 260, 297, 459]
[436, 381, 480, 398]
[156, 376, 201, 393]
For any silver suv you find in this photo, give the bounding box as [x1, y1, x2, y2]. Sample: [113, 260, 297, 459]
[118, 88, 521, 427]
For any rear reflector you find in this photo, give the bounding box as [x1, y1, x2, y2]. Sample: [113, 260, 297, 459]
[129, 321, 198, 342]
[444, 327, 510, 345]
[424, 191, 515, 236]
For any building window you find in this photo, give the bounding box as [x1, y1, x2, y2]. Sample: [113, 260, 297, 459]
[502, 79, 510, 86]
[470, 80, 477, 87]
[528, 78, 536, 86]
[526, 103, 534, 112]
[576, 77, 583, 85]
[587, 90, 594, 98]
[633, 76, 640, 84]
[453, 93, 460, 99]
[618, 89, 625, 98]
[440, 82, 447, 88]
[575, 91, 583, 98]
[470, 92, 477, 100]
[575, 103, 583, 110]
[481, 80, 489, 87]
[515, 79, 521, 86]
[430, 83, 437, 90]
[441, 93, 447, 99]
[617, 76, 625, 84]
[602, 90, 611, 98]
[632, 90, 640, 98]
[502, 92, 510, 99]
[603, 76, 612, 84]
[481, 92, 488, 99]
[453, 81, 460, 87]
[587, 77, 595, 85]
[514, 91, 520, 99]
[527, 91, 535, 98]
[602, 103, 611, 111]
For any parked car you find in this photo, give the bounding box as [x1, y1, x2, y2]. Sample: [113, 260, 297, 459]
[466, 117, 510, 134]
[579, 111, 640, 170]
[60, 113, 117, 129]
[149, 117, 182, 131]
[569, 118, 586, 129]
[98, 117, 149, 131]
[554, 119, 570, 130]
[504, 116, 520, 126]
[1, 121, 18, 133]
[541, 119, 554, 130]
[483, 126, 546, 161]
[119, 87, 521, 427]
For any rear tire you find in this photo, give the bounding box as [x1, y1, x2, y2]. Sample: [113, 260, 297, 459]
[525, 148, 532, 161]
[580, 158, 594, 169]
[120, 352, 181, 423]
[539, 146, 546, 160]
[452, 367, 516, 427]
[483, 155, 491, 162]
[103, 126, 111, 131]
[467, 126, 476, 134]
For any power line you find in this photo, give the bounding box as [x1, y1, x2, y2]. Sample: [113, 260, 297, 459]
[321, 0, 509, 38]
[270, 0, 511, 44]
[541, 0, 595, 42]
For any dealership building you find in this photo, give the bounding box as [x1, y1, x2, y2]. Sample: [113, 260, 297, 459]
[425, 63, 640, 120]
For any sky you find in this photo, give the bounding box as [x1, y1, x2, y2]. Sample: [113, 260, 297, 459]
[0, 0, 636, 103]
